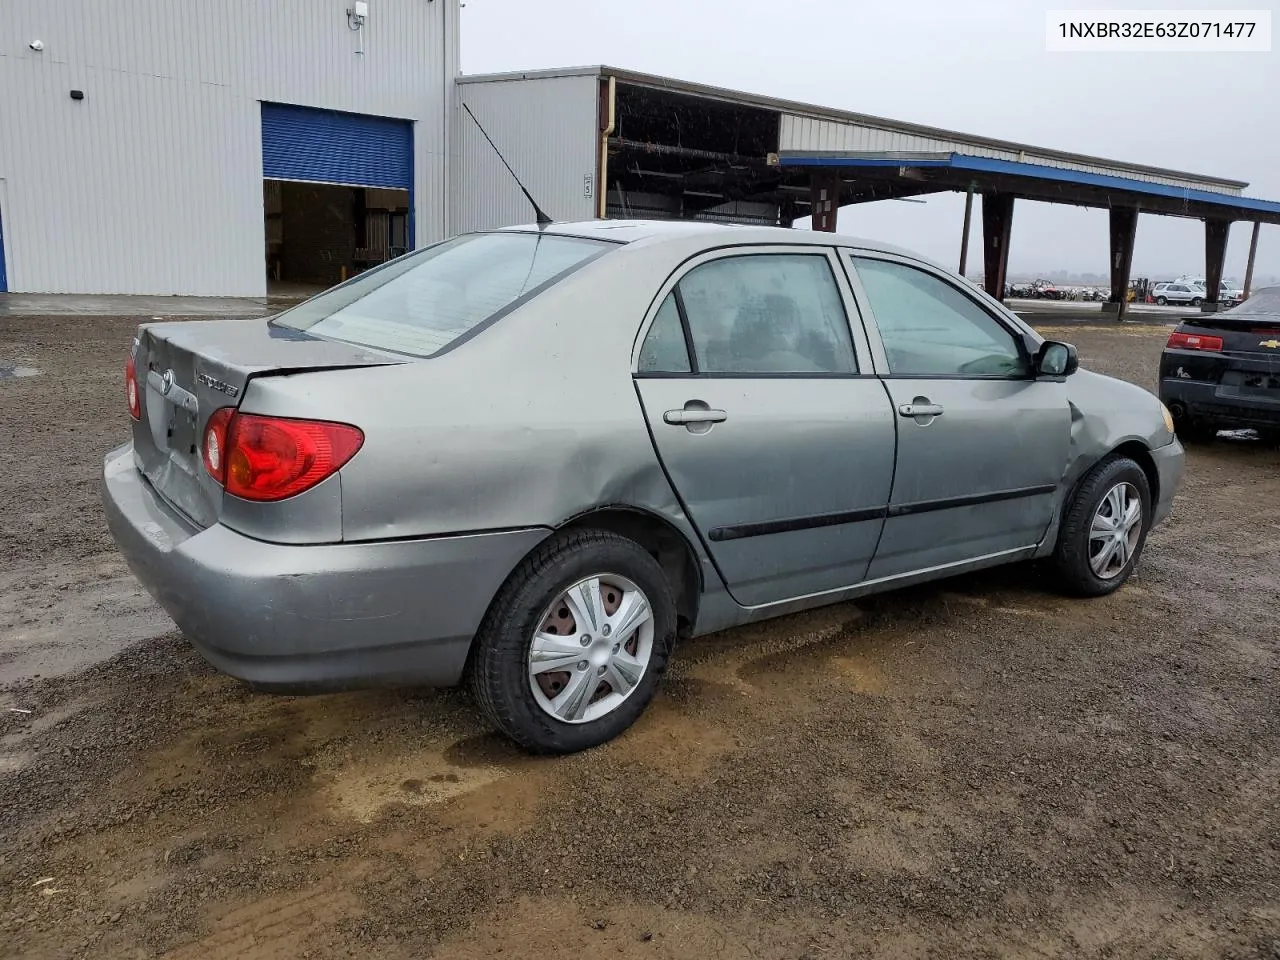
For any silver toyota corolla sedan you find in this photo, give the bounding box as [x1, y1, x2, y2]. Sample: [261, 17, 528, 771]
[102, 220, 1185, 753]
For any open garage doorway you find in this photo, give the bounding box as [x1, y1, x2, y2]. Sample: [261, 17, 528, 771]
[260, 102, 414, 296]
[264, 181, 410, 293]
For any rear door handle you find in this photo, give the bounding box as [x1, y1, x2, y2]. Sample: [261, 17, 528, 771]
[664, 408, 728, 426]
[899, 402, 944, 418]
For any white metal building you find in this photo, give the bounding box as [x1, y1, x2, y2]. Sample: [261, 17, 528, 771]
[0, 0, 458, 296]
[4, 21, 1277, 300]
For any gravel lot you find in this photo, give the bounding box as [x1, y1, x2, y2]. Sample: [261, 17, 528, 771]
[1, 314, 1278, 959]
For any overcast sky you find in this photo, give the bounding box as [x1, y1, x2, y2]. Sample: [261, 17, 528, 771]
[461, 0, 1278, 282]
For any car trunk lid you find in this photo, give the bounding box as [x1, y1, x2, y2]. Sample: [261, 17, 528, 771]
[131, 318, 402, 528]
[1182, 312, 1280, 359]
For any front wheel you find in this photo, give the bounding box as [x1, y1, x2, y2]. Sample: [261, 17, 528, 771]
[469, 530, 676, 754]
[1049, 456, 1152, 597]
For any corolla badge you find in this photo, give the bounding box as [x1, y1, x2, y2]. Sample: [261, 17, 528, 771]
[196, 373, 240, 398]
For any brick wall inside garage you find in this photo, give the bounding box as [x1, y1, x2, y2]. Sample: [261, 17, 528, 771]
[279, 182, 356, 286]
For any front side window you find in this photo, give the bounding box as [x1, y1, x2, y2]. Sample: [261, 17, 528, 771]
[851, 257, 1028, 378]
[274, 232, 611, 357]
[674, 254, 858, 375]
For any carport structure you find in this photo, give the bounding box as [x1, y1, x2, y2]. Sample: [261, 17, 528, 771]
[782, 148, 1280, 318]
[458, 66, 1280, 319]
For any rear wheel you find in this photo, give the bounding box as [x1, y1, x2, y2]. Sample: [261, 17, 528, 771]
[1191, 297, 1203, 307]
[1049, 456, 1152, 597]
[1256, 428, 1280, 447]
[1155, 296, 1168, 305]
[1177, 421, 1218, 443]
[469, 530, 675, 754]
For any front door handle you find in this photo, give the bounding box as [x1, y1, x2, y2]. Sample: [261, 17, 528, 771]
[898, 401, 944, 419]
[664, 407, 728, 426]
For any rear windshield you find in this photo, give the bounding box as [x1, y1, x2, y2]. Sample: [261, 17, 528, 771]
[273, 232, 612, 357]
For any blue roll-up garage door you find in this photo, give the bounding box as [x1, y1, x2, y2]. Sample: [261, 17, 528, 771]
[261, 103, 413, 190]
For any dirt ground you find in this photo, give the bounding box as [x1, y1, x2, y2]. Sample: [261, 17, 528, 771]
[2, 314, 1278, 960]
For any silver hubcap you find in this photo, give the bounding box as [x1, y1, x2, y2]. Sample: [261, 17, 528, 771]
[1089, 481, 1143, 579]
[527, 575, 654, 724]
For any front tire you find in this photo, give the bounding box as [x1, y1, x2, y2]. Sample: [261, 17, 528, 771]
[469, 530, 676, 754]
[1049, 456, 1152, 597]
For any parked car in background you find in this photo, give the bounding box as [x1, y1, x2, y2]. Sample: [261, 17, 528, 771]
[102, 221, 1185, 754]
[1153, 282, 1204, 306]
[1218, 283, 1245, 307]
[1160, 285, 1280, 443]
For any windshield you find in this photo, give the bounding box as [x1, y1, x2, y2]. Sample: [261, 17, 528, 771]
[273, 232, 612, 357]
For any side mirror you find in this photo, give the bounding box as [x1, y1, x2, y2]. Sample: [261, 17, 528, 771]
[1036, 340, 1078, 377]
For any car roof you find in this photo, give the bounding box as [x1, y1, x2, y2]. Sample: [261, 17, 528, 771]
[492, 218, 925, 260]
[1227, 286, 1280, 316]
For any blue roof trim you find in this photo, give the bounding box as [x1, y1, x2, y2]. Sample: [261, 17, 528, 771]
[778, 153, 1280, 216]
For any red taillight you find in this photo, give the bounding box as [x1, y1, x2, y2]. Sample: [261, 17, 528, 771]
[1167, 331, 1223, 352]
[202, 407, 234, 482]
[125, 354, 141, 420]
[202, 410, 363, 502]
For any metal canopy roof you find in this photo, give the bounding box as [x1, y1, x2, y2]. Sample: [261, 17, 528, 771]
[777, 151, 1280, 225]
[458, 64, 1252, 194]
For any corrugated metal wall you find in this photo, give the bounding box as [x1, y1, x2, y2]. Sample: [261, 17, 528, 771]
[457, 75, 598, 233]
[0, 0, 457, 296]
[779, 115, 1242, 196]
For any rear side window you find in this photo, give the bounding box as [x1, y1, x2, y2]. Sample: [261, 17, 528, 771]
[637, 293, 692, 373]
[274, 233, 611, 357]
[670, 254, 858, 375]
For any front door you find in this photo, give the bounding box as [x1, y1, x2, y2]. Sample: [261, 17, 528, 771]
[846, 254, 1072, 580]
[633, 248, 896, 607]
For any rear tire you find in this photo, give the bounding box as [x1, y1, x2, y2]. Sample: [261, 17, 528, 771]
[1049, 456, 1152, 598]
[1191, 297, 1203, 307]
[1256, 428, 1280, 447]
[1177, 421, 1218, 444]
[469, 530, 676, 754]
[1155, 296, 1168, 305]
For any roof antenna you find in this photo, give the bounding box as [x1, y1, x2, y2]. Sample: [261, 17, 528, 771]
[463, 102, 552, 227]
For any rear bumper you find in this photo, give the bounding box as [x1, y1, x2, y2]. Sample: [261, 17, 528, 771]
[101, 444, 548, 691]
[1160, 378, 1280, 430]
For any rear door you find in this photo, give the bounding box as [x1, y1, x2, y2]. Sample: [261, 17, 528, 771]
[633, 246, 896, 607]
[844, 252, 1072, 580]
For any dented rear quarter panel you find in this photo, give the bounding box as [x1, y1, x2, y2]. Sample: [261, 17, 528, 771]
[238, 235, 720, 555]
